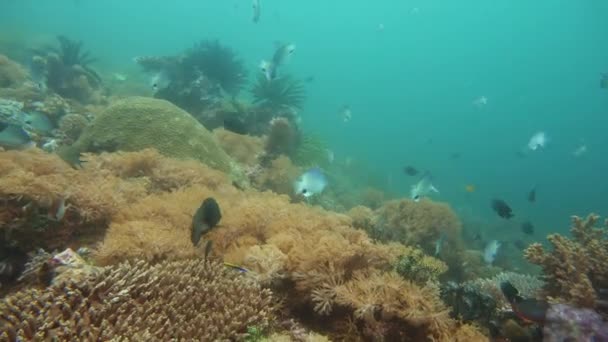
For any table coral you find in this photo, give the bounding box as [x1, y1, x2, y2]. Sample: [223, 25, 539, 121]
[525, 214, 608, 308]
[0, 258, 275, 341]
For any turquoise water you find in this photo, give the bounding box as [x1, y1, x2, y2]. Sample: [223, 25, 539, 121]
[2, 0, 607, 234]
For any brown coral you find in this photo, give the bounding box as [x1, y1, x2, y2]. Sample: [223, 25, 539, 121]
[58, 113, 88, 141]
[525, 214, 608, 308]
[0, 258, 275, 341]
[214, 127, 265, 167]
[0, 54, 26, 88]
[251, 155, 301, 196]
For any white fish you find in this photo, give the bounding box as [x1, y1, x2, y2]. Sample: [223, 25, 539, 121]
[42, 139, 59, 152]
[410, 172, 439, 202]
[473, 96, 488, 107]
[326, 149, 334, 164]
[293, 167, 328, 198]
[259, 60, 276, 81]
[573, 144, 587, 157]
[483, 240, 501, 264]
[435, 233, 446, 256]
[528, 131, 548, 151]
[150, 71, 170, 92]
[252, 0, 261, 23]
[341, 105, 352, 122]
[272, 42, 296, 66]
[112, 73, 128, 82]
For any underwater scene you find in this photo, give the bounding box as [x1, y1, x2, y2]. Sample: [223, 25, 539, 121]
[0, 0, 607, 341]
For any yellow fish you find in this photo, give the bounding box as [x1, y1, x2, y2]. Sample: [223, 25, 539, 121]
[464, 184, 476, 193]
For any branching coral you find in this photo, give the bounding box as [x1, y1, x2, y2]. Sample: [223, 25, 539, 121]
[213, 127, 265, 167]
[334, 270, 486, 341]
[394, 247, 448, 284]
[525, 214, 608, 308]
[251, 74, 306, 110]
[0, 258, 275, 341]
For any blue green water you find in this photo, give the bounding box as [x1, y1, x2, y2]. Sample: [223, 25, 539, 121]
[2, 0, 607, 235]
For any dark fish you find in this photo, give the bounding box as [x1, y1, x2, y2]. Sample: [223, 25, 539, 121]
[491, 199, 514, 219]
[403, 166, 419, 176]
[304, 76, 315, 83]
[191, 198, 222, 247]
[450, 152, 461, 159]
[521, 221, 534, 235]
[513, 239, 527, 250]
[500, 281, 549, 324]
[204, 240, 213, 261]
[223, 117, 248, 135]
[527, 188, 536, 203]
[601, 73, 608, 89]
[0, 121, 34, 149]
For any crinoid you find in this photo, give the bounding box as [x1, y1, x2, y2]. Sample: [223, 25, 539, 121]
[182, 39, 247, 95]
[251, 74, 305, 110]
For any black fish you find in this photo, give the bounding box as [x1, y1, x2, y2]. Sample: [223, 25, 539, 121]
[513, 239, 527, 250]
[601, 73, 608, 89]
[204, 240, 213, 261]
[223, 117, 248, 135]
[521, 221, 534, 235]
[500, 281, 549, 324]
[403, 166, 419, 176]
[527, 188, 536, 203]
[491, 199, 514, 219]
[191, 198, 222, 247]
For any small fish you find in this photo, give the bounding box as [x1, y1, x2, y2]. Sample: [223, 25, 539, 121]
[527, 131, 548, 151]
[48, 197, 69, 221]
[112, 73, 128, 82]
[527, 187, 536, 203]
[293, 167, 328, 198]
[259, 60, 277, 81]
[435, 233, 446, 256]
[410, 172, 439, 202]
[304, 75, 315, 83]
[600, 73, 608, 89]
[500, 281, 549, 324]
[272, 42, 296, 66]
[191, 198, 222, 247]
[150, 71, 170, 92]
[204, 240, 213, 261]
[464, 184, 476, 193]
[572, 144, 587, 157]
[252, 0, 261, 23]
[513, 239, 527, 250]
[0, 122, 35, 150]
[224, 262, 248, 273]
[521, 221, 534, 235]
[403, 166, 419, 176]
[340, 105, 352, 123]
[326, 149, 334, 163]
[483, 240, 501, 264]
[491, 199, 514, 219]
[473, 96, 488, 107]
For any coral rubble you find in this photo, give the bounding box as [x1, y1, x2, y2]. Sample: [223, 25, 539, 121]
[525, 214, 608, 309]
[0, 258, 275, 341]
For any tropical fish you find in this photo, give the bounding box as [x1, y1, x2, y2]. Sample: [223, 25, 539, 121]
[472, 96, 488, 107]
[521, 221, 534, 235]
[252, 0, 261, 23]
[23, 110, 55, 133]
[293, 167, 328, 198]
[527, 187, 536, 203]
[272, 42, 296, 66]
[150, 71, 170, 92]
[500, 281, 549, 324]
[483, 240, 501, 264]
[340, 105, 352, 123]
[259, 59, 277, 81]
[491, 199, 514, 219]
[48, 197, 69, 222]
[410, 172, 439, 202]
[403, 165, 419, 176]
[191, 198, 222, 247]
[224, 262, 249, 273]
[435, 233, 446, 256]
[0, 121, 35, 150]
[601, 73, 608, 89]
[464, 184, 476, 193]
[42, 139, 59, 153]
[527, 131, 548, 151]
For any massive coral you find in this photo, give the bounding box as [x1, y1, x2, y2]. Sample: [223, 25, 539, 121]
[0, 54, 27, 88]
[525, 214, 608, 309]
[0, 258, 275, 341]
[59, 96, 243, 180]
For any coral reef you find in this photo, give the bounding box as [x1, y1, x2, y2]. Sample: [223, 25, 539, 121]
[57, 112, 88, 142]
[251, 74, 306, 110]
[264, 117, 299, 158]
[0, 54, 27, 88]
[0, 258, 275, 341]
[251, 155, 301, 196]
[291, 133, 331, 168]
[394, 247, 448, 284]
[213, 127, 265, 167]
[31, 35, 104, 103]
[525, 214, 608, 309]
[543, 303, 608, 341]
[60, 96, 241, 178]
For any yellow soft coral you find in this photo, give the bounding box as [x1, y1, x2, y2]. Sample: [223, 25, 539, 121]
[525, 214, 608, 308]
